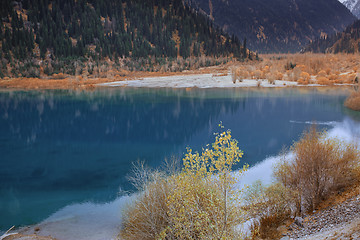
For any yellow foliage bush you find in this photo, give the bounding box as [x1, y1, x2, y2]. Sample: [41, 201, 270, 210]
[120, 126, 247, 240]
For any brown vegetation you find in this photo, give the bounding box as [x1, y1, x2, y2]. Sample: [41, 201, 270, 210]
[1, 53, 360, 90]
[232, 54, 360, 86]
[243, 126, 360, 239]
[275, 126, 359, 213]
[243, 182, 296, 239]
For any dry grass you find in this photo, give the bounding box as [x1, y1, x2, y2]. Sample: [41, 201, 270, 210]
[2, 53, 360, 90]
[232, 53, 360, 86]
[274, 126, 360, 214]
[121, 173, 171, 240]
[242, 182, 297, 239]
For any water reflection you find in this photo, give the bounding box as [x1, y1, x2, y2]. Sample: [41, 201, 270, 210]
[0, 87, 355, 231]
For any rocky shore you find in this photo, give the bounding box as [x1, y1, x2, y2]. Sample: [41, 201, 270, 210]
[283, 187, 360, 240]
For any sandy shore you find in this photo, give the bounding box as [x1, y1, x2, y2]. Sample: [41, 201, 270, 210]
[98, 73, 303, 88]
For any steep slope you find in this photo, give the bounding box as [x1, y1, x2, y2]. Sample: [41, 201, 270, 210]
[340, 0, 360, 18]
[0, 0, 248, 78]
[187, 0, 356, 53]
[353, 1, 360, 18]
[303, 19, 360, 53]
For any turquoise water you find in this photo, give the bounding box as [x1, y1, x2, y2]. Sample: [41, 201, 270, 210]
[0, 87, 357, 231]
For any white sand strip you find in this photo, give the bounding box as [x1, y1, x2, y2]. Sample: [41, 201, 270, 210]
[99, 74, 301, 88]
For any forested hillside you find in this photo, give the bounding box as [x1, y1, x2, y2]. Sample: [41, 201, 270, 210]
[186, 0, 356, 53]
[303, 20, 360, 53]
[0, 0, 248, 78]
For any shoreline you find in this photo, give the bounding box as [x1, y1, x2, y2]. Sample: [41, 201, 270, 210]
[0, 64, 358, 91]
[0, 72, 357, 91]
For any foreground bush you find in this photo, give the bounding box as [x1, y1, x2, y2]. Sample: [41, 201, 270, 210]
[241, 126, 359, 239]
[274, 126, 359, 213]
[120, 126, 247, 239]
[120, 170, 170, 240]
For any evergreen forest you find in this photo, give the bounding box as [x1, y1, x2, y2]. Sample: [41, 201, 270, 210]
[0, 0, 248, 78]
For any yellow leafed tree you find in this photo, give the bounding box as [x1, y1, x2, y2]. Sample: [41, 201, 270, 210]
[120, 125, 247, 240]
[163, 125, 247, 239]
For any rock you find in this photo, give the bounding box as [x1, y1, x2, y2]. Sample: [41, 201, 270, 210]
[279, 236, 290, 240]
[295, 217, 304, 228]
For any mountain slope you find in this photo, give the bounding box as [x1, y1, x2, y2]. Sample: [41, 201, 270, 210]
[187, 0, 357, 53]
[0, 0, 248, 78]
[303, 19, 360, 53]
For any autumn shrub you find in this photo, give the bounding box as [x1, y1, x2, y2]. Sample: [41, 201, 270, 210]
[274, 71, 283, 80]
[254, 70, 263, 79]
[317, 76, 332, 85]
[232, 68, 248, 83]
[121, 170, 171, 240]
[120, 126, 247, 240]
[345, 89, 360, 111]
[297, 77, 308, 85]
[297, 72, 310, 85]
[232, 67, 238, 83]
[274, 126, 359, 213]
[328, 74, 338, 81]
[266, 72, 276, 85]
[300, 72, 310, 81]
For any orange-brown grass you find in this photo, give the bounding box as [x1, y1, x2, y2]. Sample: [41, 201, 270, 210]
[274, 126, 359, 213]
[232, 53, 360, 85]
[345, 89, 360, 111]
[0, 62, 234, 90]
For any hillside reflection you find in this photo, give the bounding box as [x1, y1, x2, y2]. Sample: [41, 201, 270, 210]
[0, 87, 354, 231]
[0, 89, 243, 144]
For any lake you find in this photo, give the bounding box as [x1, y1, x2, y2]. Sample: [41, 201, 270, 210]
[0, 87, 359, 233]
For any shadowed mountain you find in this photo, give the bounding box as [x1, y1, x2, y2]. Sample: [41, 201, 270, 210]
[186, 0, 356, 53]
[303, 19, 360, 53]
